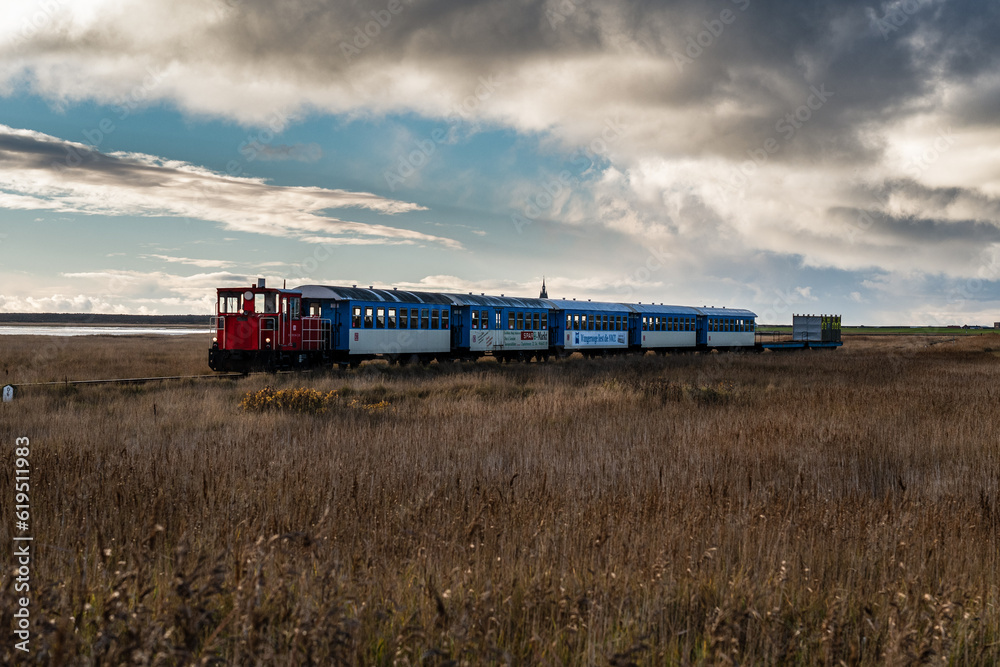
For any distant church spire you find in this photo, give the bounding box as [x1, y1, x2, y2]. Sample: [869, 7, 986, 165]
[539, 276, 548, 299]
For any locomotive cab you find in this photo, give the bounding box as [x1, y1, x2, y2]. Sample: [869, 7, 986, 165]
[209, 279, 310, 371]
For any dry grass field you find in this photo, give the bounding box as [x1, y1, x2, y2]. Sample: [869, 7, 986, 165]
[1, 333, 999, 664]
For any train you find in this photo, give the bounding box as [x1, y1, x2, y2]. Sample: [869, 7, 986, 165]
[208, 278, 776, 372]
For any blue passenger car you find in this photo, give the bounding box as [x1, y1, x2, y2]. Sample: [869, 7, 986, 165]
[298, 285, 453, 363]
[447, 293, 551, 361]
[629, 303, 701, 351]
[545, 299, 632, 356]
[694, 307, 757, 349]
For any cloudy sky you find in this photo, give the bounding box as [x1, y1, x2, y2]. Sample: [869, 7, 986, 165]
[2, 0, 999, 324]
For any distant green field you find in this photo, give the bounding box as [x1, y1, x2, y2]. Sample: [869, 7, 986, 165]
[759, 326, 999, 336]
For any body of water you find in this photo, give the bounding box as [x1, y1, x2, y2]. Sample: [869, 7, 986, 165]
[0, 326, 210, 337]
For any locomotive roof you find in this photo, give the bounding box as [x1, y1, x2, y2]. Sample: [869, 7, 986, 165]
[295, 285, 453, 305]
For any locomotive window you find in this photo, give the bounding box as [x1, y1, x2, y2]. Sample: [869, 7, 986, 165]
[220, 294, 239, 313]
[352, 307, 362, 328]
[261, 318, 274, 330]
[442, 310, 450, 330]
[421, 310, 429, 329]
[376, 308, 385, 329]
[387, 308, 396, 329]
[364, 307, 373, 328]
[471, 310, 479, 329]
[290, 298, 300, 319]
[517, 312, 524, 330]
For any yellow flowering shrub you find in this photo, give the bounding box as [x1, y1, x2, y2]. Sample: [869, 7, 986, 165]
[240, 387, 339, 414]
[240, 387, 393, 415]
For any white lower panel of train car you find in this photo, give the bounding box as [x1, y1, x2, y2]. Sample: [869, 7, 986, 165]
[349, 329, 450, 354]
[470, 329, 548, 352]
[704, 332, 755, 347]
[641, 331, 697, 348]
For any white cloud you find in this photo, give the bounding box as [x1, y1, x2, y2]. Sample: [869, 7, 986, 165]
[141, 254, 235, 268]
[0, 124, 461, 249]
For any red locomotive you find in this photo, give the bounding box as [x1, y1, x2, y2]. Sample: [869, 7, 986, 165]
[208, 279, 329, 371]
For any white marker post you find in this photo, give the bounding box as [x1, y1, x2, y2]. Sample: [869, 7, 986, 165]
[2, 385, 13, 402]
